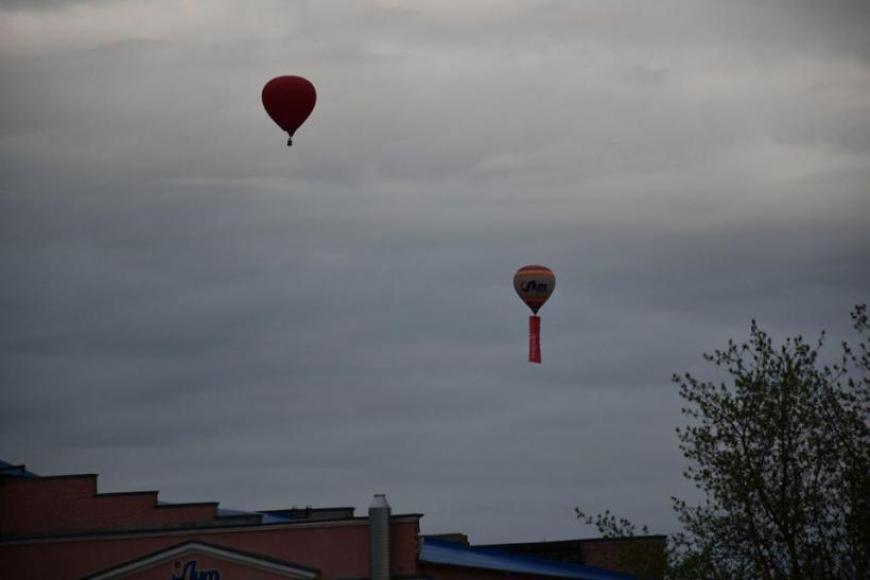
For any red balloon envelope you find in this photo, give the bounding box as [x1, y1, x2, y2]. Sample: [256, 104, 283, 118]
[513, 265, 555, 364]
[262, 76, 317, 146]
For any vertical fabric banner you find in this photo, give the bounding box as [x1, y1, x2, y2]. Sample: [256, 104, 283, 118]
[529, 315, 541, 363]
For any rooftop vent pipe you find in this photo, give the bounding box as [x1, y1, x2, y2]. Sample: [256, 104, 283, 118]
[369, 493, 391, 580]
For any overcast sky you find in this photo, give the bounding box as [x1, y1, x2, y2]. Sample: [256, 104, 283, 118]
[1, 0, 869, 543]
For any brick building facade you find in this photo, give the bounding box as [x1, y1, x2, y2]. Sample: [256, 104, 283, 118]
[1, 460, 660, 579]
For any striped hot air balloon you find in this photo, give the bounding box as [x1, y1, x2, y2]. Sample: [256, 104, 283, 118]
[513, 265, 555, 364]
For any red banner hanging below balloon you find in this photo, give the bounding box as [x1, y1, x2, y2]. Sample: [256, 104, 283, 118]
[529, 315, 541, 364]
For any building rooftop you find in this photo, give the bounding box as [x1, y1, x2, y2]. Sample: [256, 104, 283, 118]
[2, 459, 653, 579]
[420, 536, 635, 580]
[0, 459, 38, 479]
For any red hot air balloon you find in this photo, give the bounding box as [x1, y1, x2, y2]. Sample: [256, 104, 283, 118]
[262, 76, 317, 146]
[513, 265, 555, 364]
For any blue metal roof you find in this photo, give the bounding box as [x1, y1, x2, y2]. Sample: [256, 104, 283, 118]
[0, 459, 38, 478]
[420, 537, 635, 580]
[216, 507, 256, 517]
[215, 507, 294, 524]
[259, 512, 295, 524]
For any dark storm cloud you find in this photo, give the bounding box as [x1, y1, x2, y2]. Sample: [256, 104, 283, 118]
[1, 0, 869, 542]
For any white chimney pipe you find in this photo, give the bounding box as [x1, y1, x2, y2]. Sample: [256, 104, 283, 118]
[369, 494, 391, 580]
